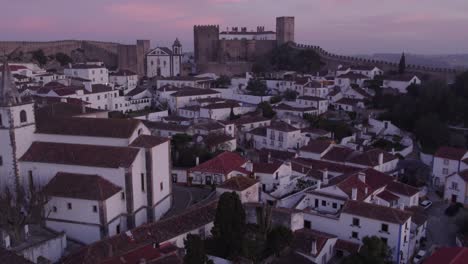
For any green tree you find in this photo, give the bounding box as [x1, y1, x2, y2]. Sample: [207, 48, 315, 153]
[258, 102, 276, 118]
[246, 79, 268, 96]
[342, 236, 392, 264]
[398, 52, 406, 74]
[214, 75, 231, 88]
[32, 49, 48, 66]
[183, 234, 212, 264]
[264, 226, 293, 257]
[211, 192, 246, 259]
[414, 114, 450, 153]
[283, 89, 298, 101]
[55, 52, 73, 66]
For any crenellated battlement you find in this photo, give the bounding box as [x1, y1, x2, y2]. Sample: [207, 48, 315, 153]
[291, 43, 461, 75]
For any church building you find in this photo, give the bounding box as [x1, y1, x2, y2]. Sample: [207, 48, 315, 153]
[146, 39, 183, 78]
[0, 59, 173, 244]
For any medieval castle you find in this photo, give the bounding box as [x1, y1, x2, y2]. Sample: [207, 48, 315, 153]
[194, 16, 295, 75]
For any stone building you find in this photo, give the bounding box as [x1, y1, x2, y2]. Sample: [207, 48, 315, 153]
[193, 16, 295, 75]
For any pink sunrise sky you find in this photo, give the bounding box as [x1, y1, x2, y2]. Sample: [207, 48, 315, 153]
[1, 0, 467, 54]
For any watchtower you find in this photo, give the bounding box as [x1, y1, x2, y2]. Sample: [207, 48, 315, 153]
[276, 17, 295, 45]
[194, 25, 220, 63]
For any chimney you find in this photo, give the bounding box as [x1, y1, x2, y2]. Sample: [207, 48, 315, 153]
[267, 152, 272, 163]
[365, 187, 368, 195]
[358, 171, 366, 183]
[195, 156, 200, 166]
[81, 102, 86, 114]
[316, 181, 321, 190]
[351, 188, 357, 200]
[1, 232, 10, 249]
[286, 119, 291, 125]
[311, 239, 317, 255]
[245, 160, 253, 172]
[378, 152, 384, 165]
[322, 169, 329, 185]
[24, 224, 30, 240]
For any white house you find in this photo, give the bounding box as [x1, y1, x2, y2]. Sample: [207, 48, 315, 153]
[333, 98, 365, 112]
[216, 176, 260, 203]
[188, 151, 249, 185]
[248, 121, 309, 151]
[17, 116, 172, 244]
[168, 88, 220, 111]
[64, 63, 109, 85]
[249, 161, 292, 192]
[432, 146, 468, 188]
[146, 39, 183, 78]
[155, 76, 214, 89]
[274, 103, 318, 118]
[382, 75, 421, 93]
[338, 66, 383, 79]
[109, 69, 138, 94]
[444, 170, 468, 204]
[296, 96, 329, 115]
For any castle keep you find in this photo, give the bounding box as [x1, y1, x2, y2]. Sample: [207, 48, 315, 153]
[194, 16, 295, 75]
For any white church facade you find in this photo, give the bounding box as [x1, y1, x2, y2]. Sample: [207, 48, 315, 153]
[0, 60, 173, 244]
[146, 39, 183, 78]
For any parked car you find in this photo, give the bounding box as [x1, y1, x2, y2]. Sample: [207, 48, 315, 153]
[419, 199, 432, 209]
[413, 250, 426, 263]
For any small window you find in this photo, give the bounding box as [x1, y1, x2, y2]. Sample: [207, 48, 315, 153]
[304, 220, 311, 229]
[442, 168, 449, 175]
[352, 231, 359, 239]
[452, 182, 458, 190]
[53, 206, 57, 212]
[141, 173, 145, 192]
[443, 159, 449, 165]
[332, 203, 337, 209]
[160, 182, 163, 191]
[381, 223, 389, 232]
[0, 156, 3, 166]
[321, 200, 326, 206]
[381, 237, 388, 244]
[93, 205, 97, 213]
[20, 110, 27, 123]
[67, 203, 72, 210]
[121, 192, 125, 200]
[352, 218, 360, 227]
[116, 224, 121, 234]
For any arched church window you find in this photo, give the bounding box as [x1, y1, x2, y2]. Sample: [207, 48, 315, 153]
[20, 110, 27, 123]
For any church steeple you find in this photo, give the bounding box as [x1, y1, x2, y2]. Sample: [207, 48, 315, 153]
[0, 59, 22, 106]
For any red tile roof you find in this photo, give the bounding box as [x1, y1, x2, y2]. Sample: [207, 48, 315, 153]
[347, 149, 397, 167]
[386, 181, 419, 196]
[252, 162, 282, 174]
[36, 117, 142, 139]
[435, 146, 467, 160]
[335, 239, 361, 254]
[189, 151, 247, 176]
[424, 247, 468, 264]
[0, 248, 33, 264]
[292, 158, 361, 175]
[322, 146, 355, 162]
[44, 172, 122, 200]
[342, 200, 412, 225]
[63, 201, 217, 264]
[217, 176, 258, 191]
[20, 142, 140, 168]
[293, 229, 336, 257]
[376, 190, 400, 202]
[130, 135, 169, 148]
[299, 139, 334, 154]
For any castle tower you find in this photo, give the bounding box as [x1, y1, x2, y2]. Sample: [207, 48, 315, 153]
[276, 17, 295, 45]
[0, 59, 36, 191]
[194, 25, 220, 64]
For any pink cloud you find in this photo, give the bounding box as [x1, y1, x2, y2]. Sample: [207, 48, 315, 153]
[109, 2, 185, 22]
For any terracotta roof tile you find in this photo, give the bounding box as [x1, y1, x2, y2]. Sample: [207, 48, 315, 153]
[252, 162, 282, 174]
[322, 146, 355, 162]
[386, 181, 419, 196]
[189, 151, 247, 176]
[435, 146, 467, 160]
[36, 117, 141, 138]
[347, 149, 397, 167]
[44, 172, 122, 200]
[424, 247, 468, 264]
[217, 176, 258, 191]
[342, 200, 412, 225]
[293, 228, 336, 257]
[20, 142, 140, 168]
[299, 139, 333, 154]
[376, 190, 400, 202]
[335, 239, 361, 254]
[130, 135, 169, 148]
